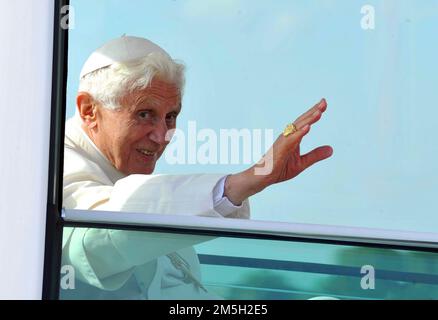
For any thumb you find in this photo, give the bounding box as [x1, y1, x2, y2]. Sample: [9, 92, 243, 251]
[300, 146, 333, 170]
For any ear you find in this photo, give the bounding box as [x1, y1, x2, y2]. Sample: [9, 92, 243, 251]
[77, 92, 98, 129]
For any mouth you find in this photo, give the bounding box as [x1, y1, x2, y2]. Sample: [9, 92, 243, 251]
[136, 148, 157, 157]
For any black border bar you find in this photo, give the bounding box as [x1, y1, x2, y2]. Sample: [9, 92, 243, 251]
[42, 0, 69, 300]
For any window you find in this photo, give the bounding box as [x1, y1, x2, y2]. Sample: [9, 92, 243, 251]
[44, 0, 438, 300]
[64, 0, 438, 232]
[59, 225, 438, 300]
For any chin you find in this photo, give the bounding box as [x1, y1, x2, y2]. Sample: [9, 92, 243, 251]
[135, 165, 155, 175]
[120, 164, 154, 175]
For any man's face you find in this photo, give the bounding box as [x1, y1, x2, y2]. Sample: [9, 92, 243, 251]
[92, 78, 181, 175]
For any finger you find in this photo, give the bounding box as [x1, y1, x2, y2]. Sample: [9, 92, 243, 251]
[281, 124, 311, 148]
[294, 98, 327, 124]
[295, 100, 326, 126]
[300, 145, 333, 170]
[294, 109, 323, 130]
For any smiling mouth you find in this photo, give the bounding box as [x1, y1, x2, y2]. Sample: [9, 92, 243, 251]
[137, 149, 157, 157]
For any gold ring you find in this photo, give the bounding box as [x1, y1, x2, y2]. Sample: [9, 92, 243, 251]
[283, 123, 297, 137]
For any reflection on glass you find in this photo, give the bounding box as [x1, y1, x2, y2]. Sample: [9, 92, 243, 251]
[64, 0, 438, 232]
[60, 228, 438, 300]
[60, 227, 217, 300]
[60, 0, 438, 300]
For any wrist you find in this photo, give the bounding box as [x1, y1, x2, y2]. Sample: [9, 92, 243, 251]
[224, 169, 265, 205]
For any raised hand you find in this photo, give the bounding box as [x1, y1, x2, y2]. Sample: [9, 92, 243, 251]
[224, 99, 333, 205]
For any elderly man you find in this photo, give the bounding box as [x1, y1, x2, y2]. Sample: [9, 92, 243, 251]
[62, 36, 333, 299]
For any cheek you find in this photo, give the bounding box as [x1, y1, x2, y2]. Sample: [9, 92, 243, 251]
[126, 125, 151, 149]
[113, 127, 137, 154]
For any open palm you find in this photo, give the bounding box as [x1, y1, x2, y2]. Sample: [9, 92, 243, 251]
[224, 99, 333, 205]
[255, 99, 333, 187]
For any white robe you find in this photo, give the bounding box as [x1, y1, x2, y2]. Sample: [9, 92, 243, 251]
[61, 116, 250, 299]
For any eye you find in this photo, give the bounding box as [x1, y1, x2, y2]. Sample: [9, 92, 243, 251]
[138, 110, 152, 120]
[166, 112, 178, 123]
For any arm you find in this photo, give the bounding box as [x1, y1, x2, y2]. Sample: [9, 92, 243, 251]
[63, 150, 248, 289]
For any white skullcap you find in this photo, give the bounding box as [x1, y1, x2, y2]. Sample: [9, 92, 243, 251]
[79, 35, 172, 79]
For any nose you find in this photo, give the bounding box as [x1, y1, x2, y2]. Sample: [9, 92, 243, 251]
[148, 120, 169, 146]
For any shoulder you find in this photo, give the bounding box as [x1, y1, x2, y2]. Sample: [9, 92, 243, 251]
[63, 145, 113, 187]
[63, 116, 113, 186]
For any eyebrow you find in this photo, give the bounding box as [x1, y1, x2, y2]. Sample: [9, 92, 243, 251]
[133, 97, 181, 114]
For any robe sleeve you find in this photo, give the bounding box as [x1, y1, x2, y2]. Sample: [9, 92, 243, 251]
[62, 148, 250, 290]
[62, 227, 213, 290]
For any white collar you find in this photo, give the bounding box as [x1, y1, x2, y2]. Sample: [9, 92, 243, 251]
[65, 114, 126, 184]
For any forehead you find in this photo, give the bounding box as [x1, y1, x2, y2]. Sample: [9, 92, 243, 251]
[125, 78, 181, 109]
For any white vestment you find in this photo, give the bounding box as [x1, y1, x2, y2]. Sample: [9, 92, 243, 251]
[61, 116, 250, 300]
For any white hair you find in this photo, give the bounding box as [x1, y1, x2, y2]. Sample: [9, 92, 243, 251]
[78, 53, 185, 110]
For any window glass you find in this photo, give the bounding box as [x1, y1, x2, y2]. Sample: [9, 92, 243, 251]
[59, 226, 438, 300]
[64, 0, 438, 233]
